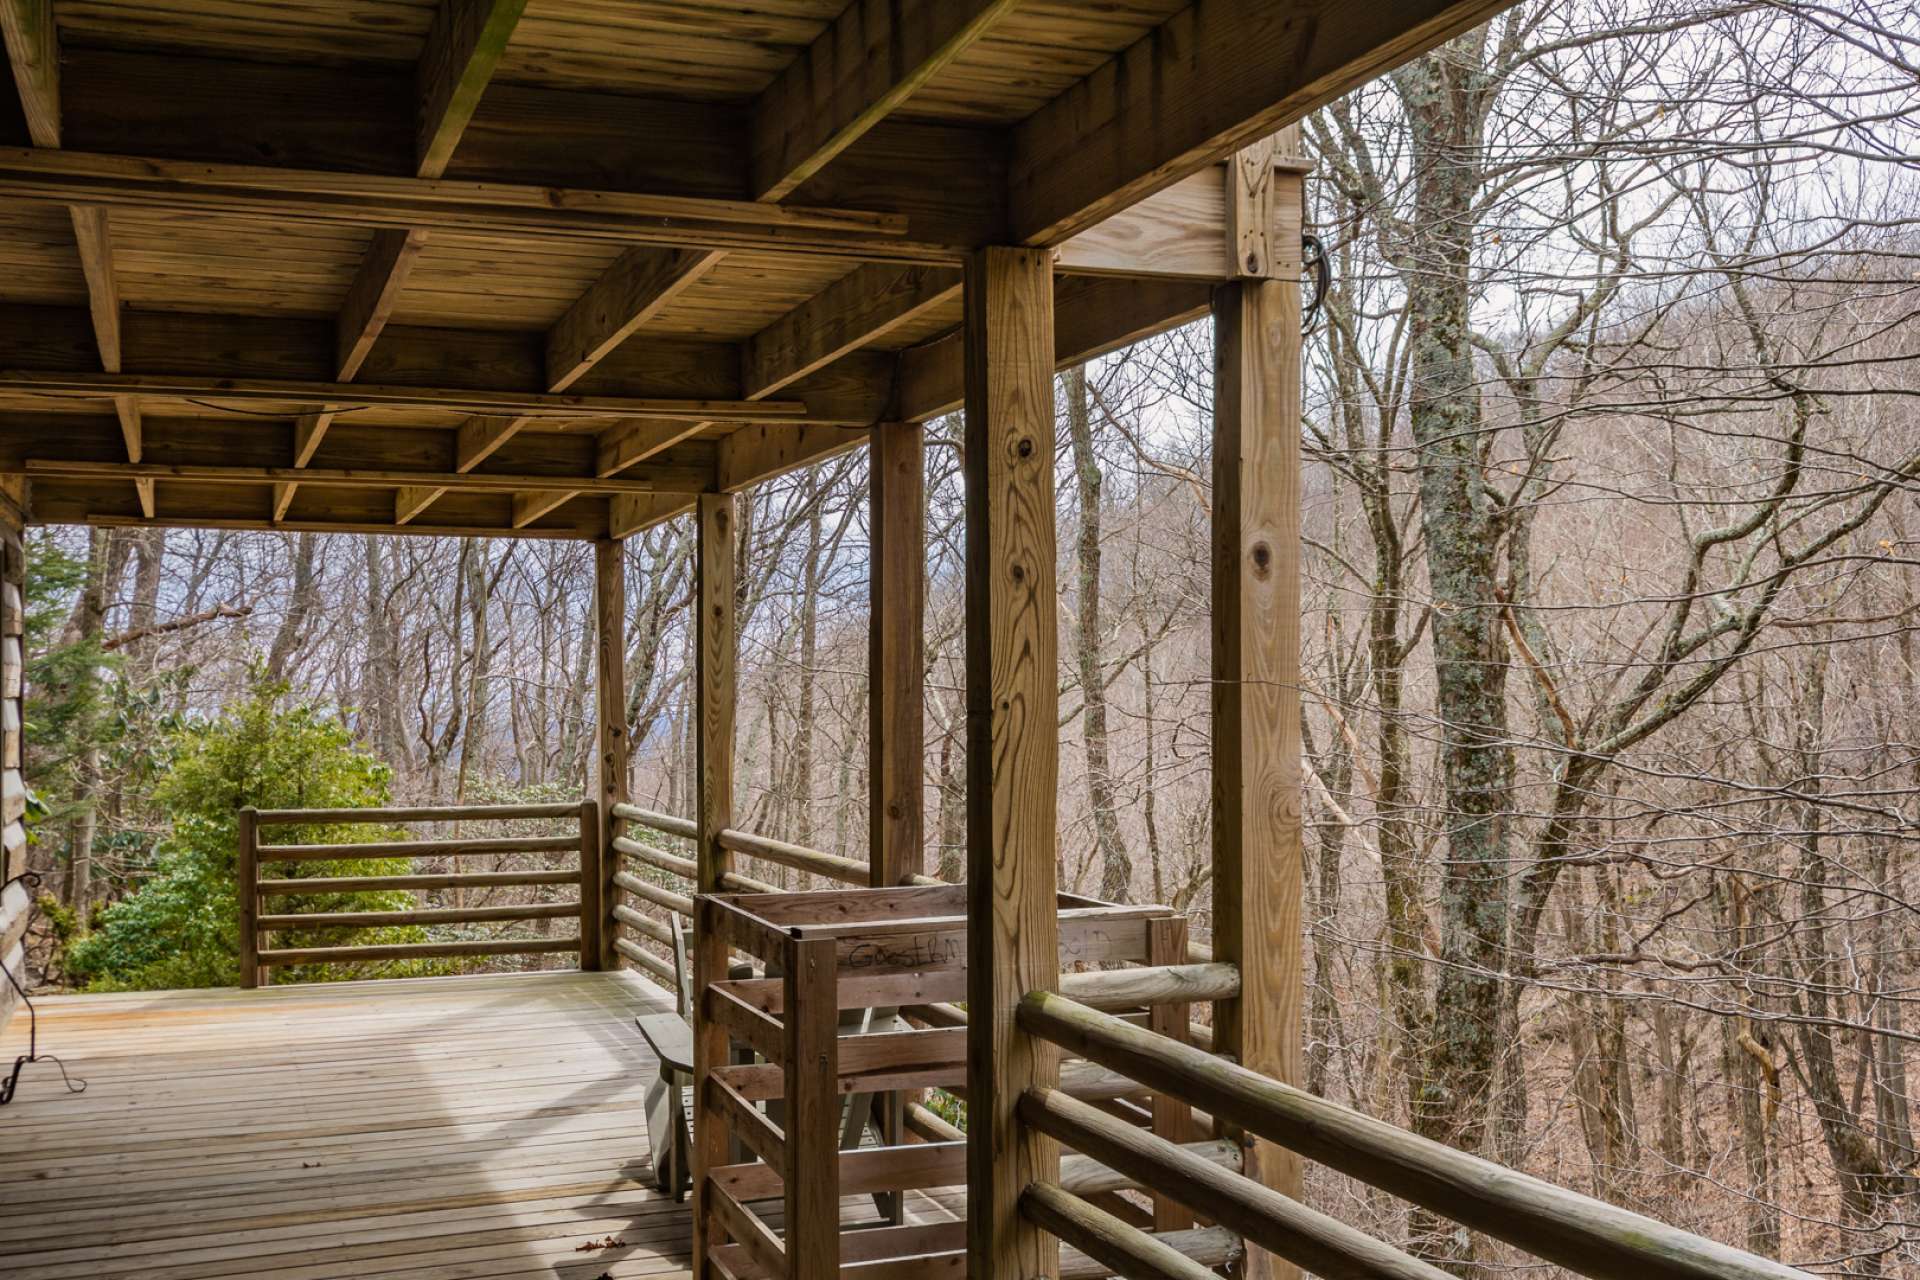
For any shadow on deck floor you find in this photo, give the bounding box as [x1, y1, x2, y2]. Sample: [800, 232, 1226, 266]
[0, 970, 694, 1279]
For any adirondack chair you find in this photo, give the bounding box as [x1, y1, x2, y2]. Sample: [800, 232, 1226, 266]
[633, 914, 901, 1215]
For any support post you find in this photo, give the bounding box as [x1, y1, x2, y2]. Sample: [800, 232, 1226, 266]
[592, 536, 626, 971]
[1209, 131, 1306, 1280]
[694, 493, 736, 897]
[237, 805, 261, 989]
[869, 420, 925, 1220]
[577, 798, 603, 971]
[691, 491, 737, 1280]
[868, 421, 925, 887]
[964, 246, 1062, 1280]
[783, 935, 841, 1280]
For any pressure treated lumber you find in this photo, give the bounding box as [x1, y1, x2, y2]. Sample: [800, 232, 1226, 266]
[1021, 1182, 1221, 1280]
[593, 537, 626, 970]
[0, 148, 940, 258]
[253, 834, 577, 860]
[1023, 1087, 1453, 1280]
[750, 0, 1019, 201]
[256, 901, 580, 931]
[1020, 993, 1816, 1280]
[613, 804, 698, 840]
[255, 869, 580, 895]
[963, 244, 1062, 1280]
[257, 937, 582, 967]
[254, 801, 580, 823]
[869, 420, 926, 886]
[0, 369, 804, 421]
[1212, 271, 1307, 1279]
[716, 826, 869, 884]
[1008, 0, 1513, 244]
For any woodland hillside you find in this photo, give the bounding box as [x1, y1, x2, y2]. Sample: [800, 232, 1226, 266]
[13, 0, 1920, 1273]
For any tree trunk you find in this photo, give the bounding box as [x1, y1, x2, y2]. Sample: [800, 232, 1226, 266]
[1066, 364, 1131, 903]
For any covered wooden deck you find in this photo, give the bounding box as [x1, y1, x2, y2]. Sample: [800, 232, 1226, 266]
[0, 971, 710, 1278]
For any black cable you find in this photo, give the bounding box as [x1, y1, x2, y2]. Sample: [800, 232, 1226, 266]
[1301, 232, 1331, 336]
[0, 872, 87, 1106]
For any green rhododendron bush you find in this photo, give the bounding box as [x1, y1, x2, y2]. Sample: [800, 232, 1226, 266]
[69, 670, 430, 991]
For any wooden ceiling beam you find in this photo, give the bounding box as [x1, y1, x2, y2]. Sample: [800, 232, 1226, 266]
[0, 0, 56, 149]
[1008, 0, 1512, 245]
[546, 248, 728, 394]
[716, 424, 867, 493]
[84, 511, 593, 541]
[609, 492, 695, 539]
[23, 459, 707, 496]
[0, 149, 942, 260]
[0, 5, 152, 519]
[742, 264, 960, 401]
[896, 277, 1214, 424]
[535, 0, 1008, 507]
[750, 0, 1020, 202]
[417, 0, 530, 180]
[0, 370, 810, 422]
[597, 421, 709, 479]
[290, 0, 529, 521]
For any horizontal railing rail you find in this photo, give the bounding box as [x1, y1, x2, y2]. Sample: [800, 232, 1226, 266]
[1018, 991, 1818, 1280]
[237, 800, 603, 987]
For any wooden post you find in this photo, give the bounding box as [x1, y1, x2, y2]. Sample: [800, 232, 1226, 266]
[868, 420, 925, 887]
[784, 935, 840, 1280]
[964, 245, 1062, 1280]
[693, 894, 731, 1280]
[577, 798, 603, 971]
[237, 805, 261, 989]
[695, 493, 736, 896]
[1210, 129, 1306, 1280]
[1147, 915, 1197, 1231]
[593, 536, 626, 971]
[691, 491, 736, 1280]
[869, 419, 924, 1224]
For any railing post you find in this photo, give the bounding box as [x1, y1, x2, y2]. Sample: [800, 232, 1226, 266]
[1210, 126, 1308, 1280]
[577, 798, 605, 971]
[594, 535, 629, 968]
[237, 805, 261, 989]
[963, 245, 1062, 1280]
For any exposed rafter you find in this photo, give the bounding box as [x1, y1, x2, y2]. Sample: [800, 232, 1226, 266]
[0, 3, 152, 517]
[0, 370, 809, 422]
[597, 422, 709, 479]
[547, 248, 727, 394]
[285, 0, 532, 519]
[423, 0, 1016, 520]
[749, 0, 1020, 202]
[716, 424, 867, 493]
[609, 492, 694, 539]
[416, 0, 531, 180]
[23, 459, 708, 496]
[0, 149, 937, 259]
[1009, 0, 1509, 244]
[742, 264, 960, 401]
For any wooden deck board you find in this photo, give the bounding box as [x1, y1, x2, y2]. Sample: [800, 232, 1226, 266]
[0, 971, 691, 1278]
[0, 969, 966, 1277]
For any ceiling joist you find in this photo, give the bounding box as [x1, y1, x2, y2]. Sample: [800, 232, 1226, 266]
[0, 370, 810, 422]
[0, 149, 939, 260]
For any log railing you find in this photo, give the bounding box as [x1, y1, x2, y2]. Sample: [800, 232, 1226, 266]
[1017, 992, 1819, 1280]
[238, 800, 604, 987]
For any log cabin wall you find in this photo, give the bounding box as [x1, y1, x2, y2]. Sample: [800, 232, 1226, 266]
[0, 474, 25, 1036]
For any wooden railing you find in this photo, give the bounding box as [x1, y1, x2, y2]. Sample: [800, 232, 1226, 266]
[237, 800, 605, 987]
[1017, 992, 1818, 1280]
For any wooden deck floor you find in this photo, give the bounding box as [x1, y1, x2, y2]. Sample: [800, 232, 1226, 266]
[0, 970, 697, 1279]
